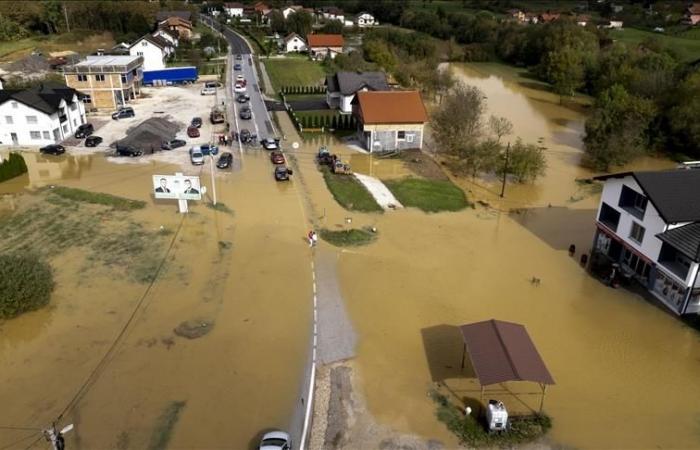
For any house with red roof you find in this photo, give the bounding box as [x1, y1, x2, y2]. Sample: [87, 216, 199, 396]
[306, 34, 344, 60]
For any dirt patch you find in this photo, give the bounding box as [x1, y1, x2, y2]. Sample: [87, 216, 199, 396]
[396, 149, 449, 181]
[174, 320, 214, 339]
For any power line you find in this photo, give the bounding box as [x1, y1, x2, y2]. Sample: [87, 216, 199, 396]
[54, 213, 187, 424]
[0, 432, 41, 450]
[0, 427, 42, 432]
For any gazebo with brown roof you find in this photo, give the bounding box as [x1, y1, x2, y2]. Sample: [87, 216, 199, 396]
[459, 319, 555, 411]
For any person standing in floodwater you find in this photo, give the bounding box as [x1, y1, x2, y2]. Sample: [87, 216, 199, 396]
[308, 230, 317, 247]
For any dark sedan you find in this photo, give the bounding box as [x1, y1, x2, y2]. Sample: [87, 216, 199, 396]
[236, 93, 250, 103]
[85, 135, 103, 147]
[239, 107, 252, 120]
[274, 166, 293, 181]
[191, 117, 203, 128]
[161, 139, 186, 150]
[216, 152, 233, 169]
[39, 144, 65, 155]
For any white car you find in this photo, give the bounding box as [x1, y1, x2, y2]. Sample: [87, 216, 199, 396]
[201, 86, 216, 95]
[260, 138, 280, 150]
[190, 147, 204, 165]
[236, 75, 245, 83]
[258, 431, 291, 450]
[234, 83, 246, 93]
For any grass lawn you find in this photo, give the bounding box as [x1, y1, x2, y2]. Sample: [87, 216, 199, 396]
[320, 228, 377, 247]
[610, 28, 700, 61]
[384, 177, 469, 213]
[284, 94, 326, 101]
[321, 167, 383, 212]
[0, 31, 115, 62]
[263, 58, 325, 93]
[50, 186, 145, 211]
[296, 110, 339, 118]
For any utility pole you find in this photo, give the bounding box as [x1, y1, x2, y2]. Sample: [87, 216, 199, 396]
[44, 423, 73, 450]
[209, 154, 217, 205]
[500, 142, 510, 198]
[63, 3, 70, 33]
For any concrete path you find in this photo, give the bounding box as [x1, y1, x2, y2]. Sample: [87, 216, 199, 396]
[353, 173, 403, 210]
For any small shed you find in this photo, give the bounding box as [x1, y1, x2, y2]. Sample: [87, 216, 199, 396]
[459, 319, 555, 411]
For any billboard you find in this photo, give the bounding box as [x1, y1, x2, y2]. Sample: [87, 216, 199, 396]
[153, 175, 202, 201]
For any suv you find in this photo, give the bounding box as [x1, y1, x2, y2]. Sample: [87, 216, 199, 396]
[112, 107, 135, 120]
[274, 166, 293, 181]
[115, 144, 142, 157]
[200, 144, 219, 156]
[74, 123, 94, 138]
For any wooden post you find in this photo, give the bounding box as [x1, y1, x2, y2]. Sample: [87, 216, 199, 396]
[460, 343, 466, 370]
[538, 383, 547, 413]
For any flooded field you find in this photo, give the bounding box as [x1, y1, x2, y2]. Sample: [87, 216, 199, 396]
[0, 150, 312, 448]
[290, 64, 700, 449]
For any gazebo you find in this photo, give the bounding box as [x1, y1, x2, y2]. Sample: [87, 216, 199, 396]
[459, 319, 555, 412]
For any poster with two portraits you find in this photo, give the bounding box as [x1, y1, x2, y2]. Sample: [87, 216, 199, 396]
[152, 175, 202, 201]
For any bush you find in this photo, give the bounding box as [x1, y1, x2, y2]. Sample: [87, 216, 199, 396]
[320, 228, 377, 247]
[0, 254, 54, 319]
[0, 153, 28, 183]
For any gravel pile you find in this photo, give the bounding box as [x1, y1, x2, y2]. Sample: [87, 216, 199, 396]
[118, 117, 183, 152]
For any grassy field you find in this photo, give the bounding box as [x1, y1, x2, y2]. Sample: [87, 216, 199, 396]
[610, 28, 700, 61]
[50, 186, 145, 211]
[321, 167, 383, 212]
[0, 31, 115, 62]
[320, 228, 377, 247]
[384, 177, 469, 213]
[263, 58, 325, 92]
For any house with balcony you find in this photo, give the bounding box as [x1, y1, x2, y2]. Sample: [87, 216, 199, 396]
[0, 82, 86, 146]
[325, 71, 389, 114]
[64, 55, 143, 111]
[592, 169, 700, 315]
[353, 90, 428, 152]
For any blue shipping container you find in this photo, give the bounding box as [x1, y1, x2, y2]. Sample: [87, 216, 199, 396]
[143, 67, 198, 86]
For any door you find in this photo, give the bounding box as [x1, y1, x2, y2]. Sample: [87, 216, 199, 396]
[11, 133, 18, 145]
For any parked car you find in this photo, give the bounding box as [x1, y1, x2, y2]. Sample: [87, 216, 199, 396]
[274, 166, 293, 181]
[270, 151, 285, 164]
[201, 86, 216, 95]
[200, 143, 219, 156]
[234, 83, 246, 93]
[234, 63, 242, 70]
[187, 126, 200, 138]
[261, 138, 280, 151]
[216, 152, 233, 169]
[239, 107, 252, 120]
[191, 117, 203, 128]
[190, 147, 204, 165]
[161, 139, 186, 150]
[205, 81, 221, 88]
[111, 107, 135, 120]
[115, 144, 142, 157]
[258, 431, 291, 450]
[236, 93, 250, 103]
[39, 144, 65, 155]
[85, 135, 103, 147]
[74, 123, 94, 138]
[235, 54, 242, 61]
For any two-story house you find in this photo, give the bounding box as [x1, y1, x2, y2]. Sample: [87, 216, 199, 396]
[63, 55, 143, 111]
[306, 34, 344, 60]
[282, 33, 307, 53]
[153, 28, 179, 48]
[353, 90, 428, 153]
[592, 169, 700, 315]
[158, 16, 193, 40]
[325, 71, 389, 114]
[0, 82, 86, 145]
[129, 34, 173, 72]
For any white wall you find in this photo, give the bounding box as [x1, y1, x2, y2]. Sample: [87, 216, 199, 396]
[598, 176, 668, 263]
[153, 30, 178, 47]
[0, 96, 85, 146]
[130, 39, 165, 71]
[285, 36, 307, 52]
[225, 7, 243, 17]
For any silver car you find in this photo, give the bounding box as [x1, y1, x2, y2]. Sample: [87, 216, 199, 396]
[190, 147, 204, 165]
[259, 431, 291, 450]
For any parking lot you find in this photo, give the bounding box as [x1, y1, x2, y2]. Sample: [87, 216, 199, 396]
[66, 83, 229, 168]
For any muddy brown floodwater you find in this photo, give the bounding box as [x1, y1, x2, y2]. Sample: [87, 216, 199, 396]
[294, 63, 699, 449]
[0, 149, 312, 449]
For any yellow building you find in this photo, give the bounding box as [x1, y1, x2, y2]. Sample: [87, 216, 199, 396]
[63, 55, 143, 111]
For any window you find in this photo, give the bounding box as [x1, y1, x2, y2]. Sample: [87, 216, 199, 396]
[121, 73, 128, 83]
[5, 116, 13, 125]
[77, 74, 87, 82]
[30, 131, 41, 140]
[629, 222, 645, 244]
[598, 202, 621, 231]
[53, 128, 60, 140]
[406, 133, 415, 143]
[62, 124, 68, 133]
[619, 185, 647, 219]
[26, 115, 37, 124]
[73, 119, 77, 126]
[142, 41, 148, 46]
[397, 131, 406, 140]
[11, 101, 17, 109]
[42, 131, 50, 139]
[137, 51, 143, 56]
[95, 74, 105, 82]
[83, 95, 92, 104]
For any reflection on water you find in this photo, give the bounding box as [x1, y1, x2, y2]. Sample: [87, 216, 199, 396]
[0, 150, 94, 194]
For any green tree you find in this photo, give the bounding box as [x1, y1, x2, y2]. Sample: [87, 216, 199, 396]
[269, 9, 286, 34]
[41, 0, 63, 33]
[0, 254, 54, 319]
[0, 15, 29, 40]
[488, 115, 513, 143]
[541, 46, 585, 100]
[668, 71, 700, 159]
[321, 19, 344, 34]
[362, 39, 397, 72]
[500, 139, 547, 183]
[583, 84, 656, 171]
[287, 10, 313, 37]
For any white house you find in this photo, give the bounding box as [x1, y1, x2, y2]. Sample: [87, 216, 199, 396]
[319, 6, 345, 23]
[153, 28, 179, 47]
[602, 20, 624, 29]
[592, 169, 700, 315]
[129, 35, 172, 72]
[325, 71, 389, 114]
[283, 33, 307, 53]
[224, 2, 244, 17]
[0, 83, 86, 146]
[282, 5, 303, 19]
[354, 12, 376, 27]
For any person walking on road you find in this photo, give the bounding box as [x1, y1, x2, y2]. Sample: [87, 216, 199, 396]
[308, 230, 318, 248]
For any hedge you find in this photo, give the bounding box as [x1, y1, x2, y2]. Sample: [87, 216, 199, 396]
[281, 85, 325, 95]
[0, 254, 54, 319]
[0, 152, 28, 183]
